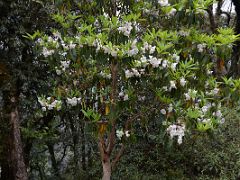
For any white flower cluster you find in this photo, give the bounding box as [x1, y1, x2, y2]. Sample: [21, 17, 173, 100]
[99, 71, 111, 79]
[158, 0, 170, 6]
[55, 60, 71, 75]
[42, 47, 55, 57]
[178, 30, 190, 37]
[128, 39, 139, 56]
[118, 22, 133, 37]
[138, 95, 146, 101]
[197, 117, 211, 124]
[53, 31, 62, 40]
[195, 102, 225, 124]
[116, 129, 130, 140]
[212, 109, 225, 124]
[141, 42, 156, 54]
[62, 41, 76, 50]
[184, 89, 198, 100]
[149, 56, 162, 68]
[167, 8, 177, 17]
[140, 55, 167, 69]
[180, 77, 187, 87]
[160, 104, 173, 115]
[169, 80, 177, 90]
[60, 60, 70, 70]
[172, 54, 180, 62]
[92, 39, 102, 52]
[197, 43, 206, 52]
[125, 68, 145, 78]
[206, 87, 219, 96]
[167, 124, 185, 144]
[102, 45, 118, 57]
[161, 103, 173, 115]
[66, 97, 81, 107]
[38, 97, 62, 111]
[118, 91, 129, 101]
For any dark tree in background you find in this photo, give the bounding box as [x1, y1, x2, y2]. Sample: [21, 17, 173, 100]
[0, 0, 52, 179]
[231, 0, 240, 76]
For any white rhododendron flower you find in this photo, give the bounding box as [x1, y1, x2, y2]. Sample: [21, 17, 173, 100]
[180, 77, 186, 86]
[118, 91, 124, 97]
[220, 118, 225, 124]
[118, 22, 133, 36]
[162, 86, 168, 91]
[125, 69, 133, 79]
[66, 97, 81, 107]
[197, 43, 206, 52]
[128, 39, 139, 56]
[167, 8, 177, 17]
[38, 97, 62, 111]
[60, 60, 70, 70]
[215, 110, 222, 118]
[125, 68, 141, 78]
[178, 30, 190, 37]
[184, 93, 191, 101]
[169, 80, 177, 90]
[123, 94, 129, 101]
[171, 63, 178, 71]
[185, 89, 197, 100]
[56, 69, 62, 75]
[42, 47, 54, 57]
[125, 131, 130, 137]
[68, 41, 76, 49]
[149, 56, 161, 68]
[167, 124, 185, 144]
[160, 109, 167, 115]
[201, 106, 208, 113]
[161, 60, 168, 68]
[116, 129, 124, 139]
[99, 71, 111, 79]
[172, 54, 180, 63]
[168, 104, 173, 113]
[212, 88, 219, 95]
[158, 0, 169, 6]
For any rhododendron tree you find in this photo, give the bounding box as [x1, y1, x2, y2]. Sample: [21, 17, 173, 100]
[28, 0, 240, 179]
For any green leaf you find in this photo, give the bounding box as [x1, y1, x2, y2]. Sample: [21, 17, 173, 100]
[187, 109, 202, 119]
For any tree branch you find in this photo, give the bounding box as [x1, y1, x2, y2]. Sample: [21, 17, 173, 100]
[207, 5, 217, 33]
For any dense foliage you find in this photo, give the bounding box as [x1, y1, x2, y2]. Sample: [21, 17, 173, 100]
[1, 0, 240, 180]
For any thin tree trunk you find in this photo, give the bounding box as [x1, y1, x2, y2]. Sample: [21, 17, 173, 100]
[80, 121, 86, 171]
[102, 155, 111, 180]
[68, 114, 80, 174]
[47, 144, 59, 177]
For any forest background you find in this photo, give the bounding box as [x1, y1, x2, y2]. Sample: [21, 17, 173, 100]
[1, 0, 240, 180]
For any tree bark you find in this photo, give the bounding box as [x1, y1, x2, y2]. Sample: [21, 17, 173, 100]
[102, 155, 111, 180]
[68, 114, 80, 174]
[9, 98, 28, 180]
[47, 144, 59, 177]
[80, 120, 86, 171]
[1, 91, 28, 180]
[231, 0, 240, 76]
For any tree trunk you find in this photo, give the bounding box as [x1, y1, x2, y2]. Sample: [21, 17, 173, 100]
[9, 96, 28, 180]
[68, 114, 80, 174]
[80, 120, 86, 171]
[102, 154, 111, 180]
[231, 0, 240, 76]
[47, 144, 59, 177]
[0, 90, 28, 180]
